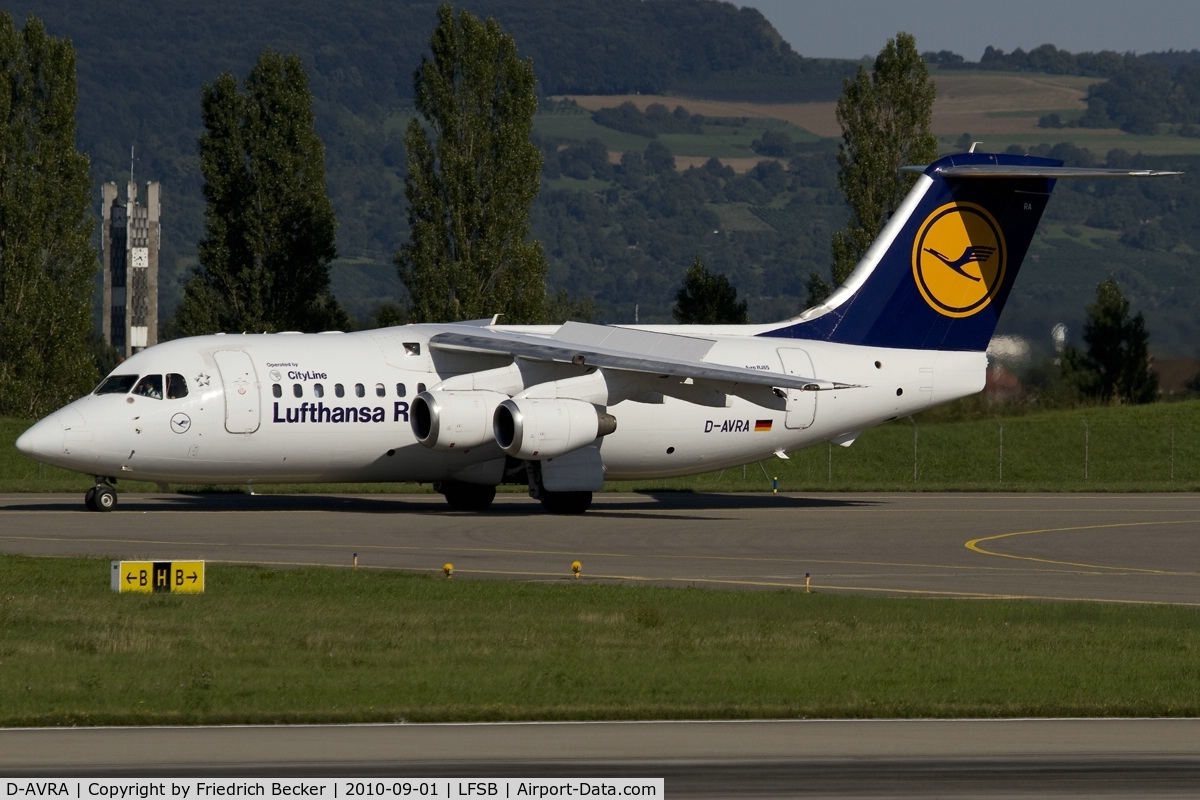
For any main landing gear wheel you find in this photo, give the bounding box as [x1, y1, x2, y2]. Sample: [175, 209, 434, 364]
[539, 490, 592, 515]
[84, 483, 117, 512]
[438, 481, 497, 512]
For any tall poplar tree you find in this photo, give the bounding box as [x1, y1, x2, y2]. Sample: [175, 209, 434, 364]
[821, 32, 937, 297]
[672, 256, 748, 324]
[175, 50, 345, 336]
[1063, 277, 1158, 404]
[398, 3, 547, 324]
[0, 14, 97, 417]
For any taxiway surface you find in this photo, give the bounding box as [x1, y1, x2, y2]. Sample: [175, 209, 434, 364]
[4, 719, 1200, 797]
[4, 491, 1200, 796]
[2, 491, 1198, 604]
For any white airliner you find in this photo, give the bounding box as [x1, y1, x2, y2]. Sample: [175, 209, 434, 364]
[16, 151, 1178, 513]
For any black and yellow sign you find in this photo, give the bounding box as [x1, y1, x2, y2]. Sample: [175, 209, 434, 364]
[110, 560, 205, 594]
[912, 201, 1007, 318]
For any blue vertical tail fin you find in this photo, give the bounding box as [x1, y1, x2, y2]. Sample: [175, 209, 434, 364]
[765, 151, 1063, 351]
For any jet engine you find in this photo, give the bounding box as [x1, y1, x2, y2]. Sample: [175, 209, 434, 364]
[493, 397, 617, 460]
[411, 390, 507, 451]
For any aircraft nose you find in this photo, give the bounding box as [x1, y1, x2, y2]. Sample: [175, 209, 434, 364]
[15, 407, 84, 461]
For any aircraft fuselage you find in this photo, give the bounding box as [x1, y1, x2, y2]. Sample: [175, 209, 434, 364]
[20, 325, 982, 487]
[23, 151, 1166, 513]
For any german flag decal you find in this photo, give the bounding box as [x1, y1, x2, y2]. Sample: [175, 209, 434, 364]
[755, 419, 773, 432]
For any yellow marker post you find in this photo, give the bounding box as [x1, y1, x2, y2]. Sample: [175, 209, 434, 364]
[443, 563, 454, 580]
[111, 560, 205, 594]
[571, 560, 582, 580]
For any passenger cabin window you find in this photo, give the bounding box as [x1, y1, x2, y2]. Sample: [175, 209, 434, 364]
[272, 384, 282, 398]
[293, 384, 303, 398]
[396, 383, 406, 397]
[165, 373, 189, 399]
[354, 383, 365, 398]
[133, 375, 164, 400]
[418, 383, 427, 394]
[314, 383, 324, 398]
[95, 374, 139, 395]
[335, 383, 345, 398]
[375, 383, 385, 397]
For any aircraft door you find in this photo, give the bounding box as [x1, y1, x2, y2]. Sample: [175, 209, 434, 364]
[777, 348, 816, 430]
[214, 350, 261, 434]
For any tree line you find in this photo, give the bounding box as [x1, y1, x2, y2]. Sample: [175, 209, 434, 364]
[0, 0, 856, 329]
[10, 0, 1198, 335]
[932, 43, 1200, 136]
[0, 16, 96, 417]
[0, 7, 1170, 419]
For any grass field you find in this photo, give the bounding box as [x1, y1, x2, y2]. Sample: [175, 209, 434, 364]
[751, 399, 1200, 492]
[557, 71, 1200, 162]
[6, 398, 1200, 495]
[5, 399, 1200, 726]
[3, 555, 1199, 726]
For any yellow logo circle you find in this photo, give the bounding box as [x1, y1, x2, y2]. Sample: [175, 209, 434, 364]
[912, 202, 1006, 318]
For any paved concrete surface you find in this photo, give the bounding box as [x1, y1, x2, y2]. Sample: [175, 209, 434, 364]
[2, 492, 1198, 603]
[4, 491, 1200, 795]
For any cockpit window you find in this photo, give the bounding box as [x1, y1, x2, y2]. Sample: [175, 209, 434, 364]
[166, 373, 188, 399]
[95, 374, 139, 395]
[133, 374, 164, 399]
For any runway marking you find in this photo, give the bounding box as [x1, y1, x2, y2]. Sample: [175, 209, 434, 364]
[153, 557, 1200, 606]
[5, 540, 1198, 606]
[8, 495, 1200, 604]
[0, 532, 1088, 576]
[966, 520, 1200, 576]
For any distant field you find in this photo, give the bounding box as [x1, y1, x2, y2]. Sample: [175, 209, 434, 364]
[558, 71, 1200, 158]
[561, 92, 843, 138]
[536, 102, 813, 171]
[562, 72, 1094, 138]
[931, 72, 1094, 135]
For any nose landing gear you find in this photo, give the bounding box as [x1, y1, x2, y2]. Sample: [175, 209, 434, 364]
[84, 480, 117, 512]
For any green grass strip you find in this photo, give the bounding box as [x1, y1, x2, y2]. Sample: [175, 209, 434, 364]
[7, 399, 1200, 494]
[2, 555, 1198, 727]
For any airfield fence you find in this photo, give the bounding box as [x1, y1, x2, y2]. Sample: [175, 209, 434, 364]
[711, 407, 1200, 492]
[6, 408, 1200, 494]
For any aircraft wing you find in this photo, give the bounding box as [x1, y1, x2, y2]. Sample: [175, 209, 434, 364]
[427, 321, 852, 392]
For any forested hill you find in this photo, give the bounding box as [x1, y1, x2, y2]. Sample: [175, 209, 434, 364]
[12, 0, 849, 142]
[10, 1, 1200, 359]
[5, 0, 854, 314]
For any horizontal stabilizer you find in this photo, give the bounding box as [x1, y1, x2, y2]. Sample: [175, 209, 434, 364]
[904, 164, 1184, 179]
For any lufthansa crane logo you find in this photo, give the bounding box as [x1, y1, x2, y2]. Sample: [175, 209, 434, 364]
[912, 202, 1006, 318]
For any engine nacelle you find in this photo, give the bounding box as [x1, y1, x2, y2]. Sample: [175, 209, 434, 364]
[411, 390, 507, 451]
[493, 398, 617, 460]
